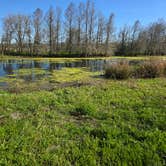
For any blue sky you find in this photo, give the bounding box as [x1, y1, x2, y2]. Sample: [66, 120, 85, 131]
[0, 0, 166, 35]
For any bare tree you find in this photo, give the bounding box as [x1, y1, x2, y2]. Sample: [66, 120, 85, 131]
[88, 1, 95, 43]
[1, 35, 6, 54]
[76, 2, 85, 53]
[55, 7, 61, 53]
[65, 2, 75, 54]
[2, 16, 15, 52]
[84, 0, 90, 55]
[96, 13, 105, 54]
[88, 1, 96, 55]
[117, 26, 130, 56]
[24, 16, 32, 54]
[45, 6, 55, 55]
[33, 8, 43, 55]
[11, 15, 30, 53]
[105, 14, 114, 55]
[146, 19, 166, 55]
[130, 20, 141, 55]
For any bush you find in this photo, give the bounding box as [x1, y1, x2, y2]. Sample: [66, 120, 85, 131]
[135, 60, 163, 78]
[162, 61, 166, 76]
[104, 59, 166, 80]
[105, 61, 131, 79]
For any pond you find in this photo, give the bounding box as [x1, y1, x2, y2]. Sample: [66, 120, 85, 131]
[0, 57, 144, 87]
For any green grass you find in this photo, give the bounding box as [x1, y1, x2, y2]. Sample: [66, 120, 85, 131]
[0, 78, 166, 165]
[1, 55, 166, 61]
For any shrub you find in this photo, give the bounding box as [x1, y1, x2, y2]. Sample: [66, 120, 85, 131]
[162, 61, 166, 76]
[104, 59, 166, 80]
[105, 61, 131, 79]
[135, 60, 163, 78]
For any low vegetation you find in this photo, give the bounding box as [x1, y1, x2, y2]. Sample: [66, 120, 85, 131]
[49, 68, 99, 83]
[0, 67, 101, 93]
[163, 62, 166, 76]
[105, 59, 166, 79]
[0, 78, 166, 165]
[134, 60, 164, 78]
[105, 61, 131, 79]
[15, 68, 48, 76]
[0, 57, 166, 165]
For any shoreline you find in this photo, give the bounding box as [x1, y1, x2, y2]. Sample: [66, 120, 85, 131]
[1, 55, 166, 60]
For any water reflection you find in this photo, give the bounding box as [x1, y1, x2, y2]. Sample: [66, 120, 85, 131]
[0, 58, 142, 79]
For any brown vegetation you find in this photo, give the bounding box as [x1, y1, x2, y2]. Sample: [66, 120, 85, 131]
[105, 60, 166, 79]
[105, 61, 131, 79]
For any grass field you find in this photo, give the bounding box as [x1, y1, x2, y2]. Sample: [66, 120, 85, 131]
[0, 77, 166, 165]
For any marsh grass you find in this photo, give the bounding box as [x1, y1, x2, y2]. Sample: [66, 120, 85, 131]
[105, 59, 166, 79]
[162, 61, 166, 76]
[135, 60, 164, 78]
[105, 61, 131, 79]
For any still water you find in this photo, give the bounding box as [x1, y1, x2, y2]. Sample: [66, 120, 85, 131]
[0, 59, 103, 77]
[0, 58, 141, 77]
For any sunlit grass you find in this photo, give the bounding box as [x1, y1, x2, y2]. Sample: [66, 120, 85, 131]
[0, 78, 166, 165]
[0, 56, 166, 165]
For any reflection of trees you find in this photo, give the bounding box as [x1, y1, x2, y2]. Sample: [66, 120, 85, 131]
[17, 60, 34, 69]
[49, 62, 61, 71]
[2, 60, 14, 75]
[0, 59, 110, 79]
[47, 60, 106, 72]
[34, 61, 42, 68]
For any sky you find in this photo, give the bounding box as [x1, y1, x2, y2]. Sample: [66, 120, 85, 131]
[0, 0, 166, 35]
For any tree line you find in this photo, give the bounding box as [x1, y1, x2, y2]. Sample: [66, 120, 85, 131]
[0, 0, 166, 57]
